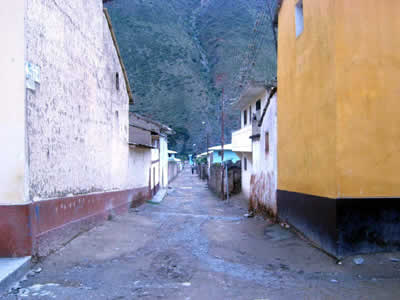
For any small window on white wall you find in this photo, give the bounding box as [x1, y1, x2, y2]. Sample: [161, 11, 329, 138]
[295, 0, 304, 38]
[116, 72, 120, 91]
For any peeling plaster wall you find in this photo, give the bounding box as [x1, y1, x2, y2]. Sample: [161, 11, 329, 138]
[251, 92, 278, 215]
[0, 0, 27, 204]
[25, 0, 136, 200]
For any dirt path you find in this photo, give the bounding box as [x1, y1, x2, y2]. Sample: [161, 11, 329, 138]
[4, 168, 400, 299]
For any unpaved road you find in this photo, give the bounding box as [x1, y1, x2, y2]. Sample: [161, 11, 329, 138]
[3, 169, 400, 299]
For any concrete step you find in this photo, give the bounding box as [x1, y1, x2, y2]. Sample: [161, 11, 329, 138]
[0, 257, 31, 294]
[147, 188, 168, 204]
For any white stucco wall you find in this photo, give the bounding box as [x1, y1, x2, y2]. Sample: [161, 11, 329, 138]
[160, 136, 169, 188]
[128, 147, 151, 189]
[0, 0, 27, 204]
[25, 0, 137, 200]
[251, 92, 278, 214]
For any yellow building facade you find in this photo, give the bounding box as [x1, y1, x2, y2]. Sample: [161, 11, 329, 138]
[277, 0, 400, 257]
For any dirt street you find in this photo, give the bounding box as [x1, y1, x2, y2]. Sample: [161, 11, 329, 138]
[3, 169, 400, 299]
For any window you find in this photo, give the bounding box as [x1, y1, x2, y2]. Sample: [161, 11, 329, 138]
[256, 99, 261, 111]
[243, 110, 247, 126]
[249, 106, 252, 122]
[295, 0, 304, 38]
[116, 72, 120, 90]
[265, 132, 270, 154]
[244, 157, 247, 171]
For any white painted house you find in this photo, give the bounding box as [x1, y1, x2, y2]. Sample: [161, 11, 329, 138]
[129, 113, 173, 196]
[232, 82, 278, 216]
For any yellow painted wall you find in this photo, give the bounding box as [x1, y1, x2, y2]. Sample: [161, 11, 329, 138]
[335, 0, 400, 197]
[278, 0, 337, 198]
[278, 0, 400, 198]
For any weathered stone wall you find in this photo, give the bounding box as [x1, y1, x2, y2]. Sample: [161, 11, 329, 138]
[208, 164, 222, 198]
[198, 164, 208, 180]
[25, 0, 137, 200]
[208, 163, 241, 199]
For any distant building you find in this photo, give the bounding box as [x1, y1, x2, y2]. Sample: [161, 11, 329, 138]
[206, 144, 242, 198]
[208, 144, 240, 164]
[276, 0, 400, 257]
[129, 113, 173, 195]
[0, 0, 173, 257]
[198, 151, 213, 165]
[167, 150, 182, 182]
[168, 150, 178, 161]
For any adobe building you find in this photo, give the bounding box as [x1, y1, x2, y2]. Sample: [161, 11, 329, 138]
[276, 0, 400, 257]
[0, 0, 172, 257]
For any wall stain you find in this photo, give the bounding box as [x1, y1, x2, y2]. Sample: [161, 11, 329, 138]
[249, 171, 276, 219]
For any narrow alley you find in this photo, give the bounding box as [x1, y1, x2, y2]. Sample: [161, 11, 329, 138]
[4, 169, 400, 300]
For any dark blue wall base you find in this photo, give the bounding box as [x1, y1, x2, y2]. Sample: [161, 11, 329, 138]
[277, 190, 400, 258]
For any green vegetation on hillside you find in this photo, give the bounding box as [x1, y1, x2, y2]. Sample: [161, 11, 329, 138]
[105, 0, 277, 154]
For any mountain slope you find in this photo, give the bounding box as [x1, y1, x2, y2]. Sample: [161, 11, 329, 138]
[105, 0, 277, 153]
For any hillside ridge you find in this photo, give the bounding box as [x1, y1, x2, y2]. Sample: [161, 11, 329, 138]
[105, 0, 277, 153]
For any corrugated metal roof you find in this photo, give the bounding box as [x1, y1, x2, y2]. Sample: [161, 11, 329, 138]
[208, 144, 233, 151]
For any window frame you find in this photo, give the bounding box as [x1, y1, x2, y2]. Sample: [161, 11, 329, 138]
[295, 0, 304, 38]
[256, 99, 261, 111]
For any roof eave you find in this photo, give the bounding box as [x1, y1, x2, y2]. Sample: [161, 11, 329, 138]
[130, 113, 174, 135]
[103, 8, 134, 104]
